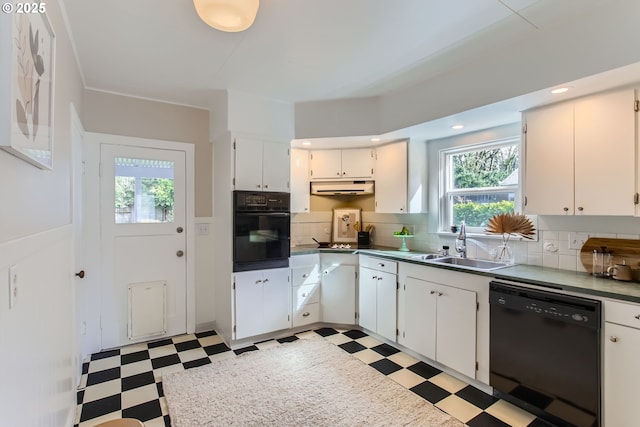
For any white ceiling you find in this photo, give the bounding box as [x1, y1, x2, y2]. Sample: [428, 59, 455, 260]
[61, 0, 640, 143]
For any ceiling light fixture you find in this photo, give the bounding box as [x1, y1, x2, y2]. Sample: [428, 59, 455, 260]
[551, 87, 570, 94]
[370, 137, 381, 142]
[451, 125, 464, 130]
[301, 141, 312, 146]
[193, 0, 259, 32]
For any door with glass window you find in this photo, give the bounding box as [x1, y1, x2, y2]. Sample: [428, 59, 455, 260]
[100, 144, 187, 349]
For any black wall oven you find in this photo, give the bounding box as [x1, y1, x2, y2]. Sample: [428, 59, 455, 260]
[233, 191, 290, 272]
[489, 281, 601, 427]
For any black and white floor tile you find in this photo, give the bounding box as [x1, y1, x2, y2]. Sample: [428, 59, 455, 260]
[74, 328, 548, 427]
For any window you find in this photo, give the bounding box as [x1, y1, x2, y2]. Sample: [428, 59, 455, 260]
[114, 157, 175, 224]
[440, 138, 520, 233]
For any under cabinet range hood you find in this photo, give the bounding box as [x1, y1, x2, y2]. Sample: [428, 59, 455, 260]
[310, 180, 374, 196]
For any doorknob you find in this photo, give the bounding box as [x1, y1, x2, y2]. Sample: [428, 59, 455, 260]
[176, 226, 184, 233]
[75, 270, 85, 279]
[176, 250, 184, 257]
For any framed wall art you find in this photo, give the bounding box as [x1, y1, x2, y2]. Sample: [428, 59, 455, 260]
[1, 8, 56, 169]
[332, 208, 361, 243]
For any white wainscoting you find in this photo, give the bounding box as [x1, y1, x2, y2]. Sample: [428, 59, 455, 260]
[0, 225, 76, 427]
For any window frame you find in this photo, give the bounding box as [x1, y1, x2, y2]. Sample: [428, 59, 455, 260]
[438, 136, 521, 234]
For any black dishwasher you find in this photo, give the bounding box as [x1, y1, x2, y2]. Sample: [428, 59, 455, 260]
[489, 281, 601, 427]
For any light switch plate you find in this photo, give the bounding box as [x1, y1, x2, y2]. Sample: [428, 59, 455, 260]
[8, 265, 17, 309]
[568, 232, 590, 250]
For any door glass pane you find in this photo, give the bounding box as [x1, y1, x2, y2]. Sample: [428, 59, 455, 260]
[114, 157, 175, 224]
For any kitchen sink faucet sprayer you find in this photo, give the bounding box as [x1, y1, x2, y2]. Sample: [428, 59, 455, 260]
[455, 220, 467, 258]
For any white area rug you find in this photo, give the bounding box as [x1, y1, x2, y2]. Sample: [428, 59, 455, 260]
[163, 336, 465, 426]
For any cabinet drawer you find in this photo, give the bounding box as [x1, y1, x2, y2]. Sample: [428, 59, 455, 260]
[359, 255, 397, 274]
[293, 283, 320, 306]
[292, 303, 319, 327]
[291, 266, 321, 287]
[604, 300, 640, 328]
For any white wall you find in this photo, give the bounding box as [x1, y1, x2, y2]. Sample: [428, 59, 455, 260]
[0, 1, 84, 425]
[0, 228, 77, 426]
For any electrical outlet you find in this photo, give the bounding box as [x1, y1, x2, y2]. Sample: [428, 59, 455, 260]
[568, 232, 590, 250]
[8, 265, 18, 309]
[197, 223, 209, 235]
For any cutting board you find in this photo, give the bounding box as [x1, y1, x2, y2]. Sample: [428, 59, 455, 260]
[579, 237, 640, 273]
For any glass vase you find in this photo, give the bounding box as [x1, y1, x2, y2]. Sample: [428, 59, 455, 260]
[493, 243, 514, 265]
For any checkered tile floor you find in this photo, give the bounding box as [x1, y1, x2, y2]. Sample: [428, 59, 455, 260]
[74, 328, 548, 427]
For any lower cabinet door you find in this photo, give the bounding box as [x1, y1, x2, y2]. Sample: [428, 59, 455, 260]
[604, 322, 640, 427]
[262, 268, 291, 333]
[321, 264, 356, 324]
[436, 284, 477, 379]
[234, 271, 264, 339]
[376, 271, 397, 342]
[403, 277, 437, 360]
[358, 267, 377, 332]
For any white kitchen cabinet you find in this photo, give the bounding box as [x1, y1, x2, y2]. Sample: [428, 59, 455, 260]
[291, 263, 321, 327]
[290, 148, 310, 213]
[399, 271, 477, 379]
[375, 141, 408, 213]
[321, 264, 356, 324]
[234, 137, 290, 192]
[523, 89, 637, 216]
[358, 256, 397, 342]
[309, 148, 375, 180]
[234, 268, 290, 339]
[603, 300, 640, 427]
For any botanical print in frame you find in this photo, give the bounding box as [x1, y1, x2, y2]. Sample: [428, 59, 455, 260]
[332, 208, 361, 243]
[4, 8, 55, 169]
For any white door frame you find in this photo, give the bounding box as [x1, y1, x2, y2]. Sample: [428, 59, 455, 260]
[84, 132, 196, 349]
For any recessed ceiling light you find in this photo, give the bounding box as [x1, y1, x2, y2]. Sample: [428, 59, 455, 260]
[451, 125, 464, 130]
[301, 141, 311, 146]
[551, 87, 571, 94]
[370, 137, 381, 142]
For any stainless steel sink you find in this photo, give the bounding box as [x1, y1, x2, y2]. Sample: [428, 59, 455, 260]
[409, 254, 442, 260]
[427, 256, 509, 271]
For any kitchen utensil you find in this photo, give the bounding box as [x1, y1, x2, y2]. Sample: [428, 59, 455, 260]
[312, 237, 331, 248]
[592, 246, 612, 277]
[608, 262, 633, 281]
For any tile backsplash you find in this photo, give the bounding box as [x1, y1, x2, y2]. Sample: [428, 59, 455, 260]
[292, 212, 640, 273]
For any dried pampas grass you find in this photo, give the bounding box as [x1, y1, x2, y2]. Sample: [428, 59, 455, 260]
[485, 213, 536, 242]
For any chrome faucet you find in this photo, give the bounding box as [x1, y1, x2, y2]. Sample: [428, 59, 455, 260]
[455, 220, 467, 258]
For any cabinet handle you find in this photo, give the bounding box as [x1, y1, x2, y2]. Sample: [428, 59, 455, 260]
[263, 278, 269, 283]
[302, 273, 309, 278]
[255, 279, 262, 284]
[264, 184, 269, 189]
[323, 270, 329, 275]
[336, 172, 341, 176]
[342, 172, 346, 175]
[302, 312, 310, 317]
[635, 314, 640, 320]
[377, 277, 382, 281]
[256, 184, 261, 188]
[372, 275, 378, 280]
[430, 290, 436, 295]
[377, 263, 385, 268]
[563, 207, 569, 212]
[610, 336, 619, 343]
[577, 206, 584, 212]
[302, 292, 308, 297]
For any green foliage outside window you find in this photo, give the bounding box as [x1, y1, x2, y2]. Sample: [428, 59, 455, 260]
[453, 200, 514, 228]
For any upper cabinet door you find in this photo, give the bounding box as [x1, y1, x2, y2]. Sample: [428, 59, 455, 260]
[341, 148, 375, 178]
[574, 89, 636, 216]
[290, 148, 310, 213]
[310, 150, 342, 179]
[234, 137, 264, 191]
[262, 141, 290, 192]
[375, 141, 407, 213]
[523, 102, 574, 215]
